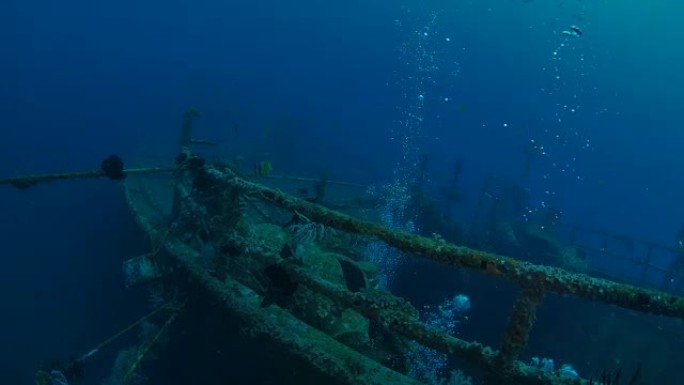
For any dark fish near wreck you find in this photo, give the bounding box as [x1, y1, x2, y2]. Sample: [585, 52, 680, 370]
[336, 258, 367, 292]
[261, 263, 299, 307]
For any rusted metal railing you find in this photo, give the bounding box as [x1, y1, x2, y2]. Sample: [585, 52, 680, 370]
[205, 166, 684, 320]
[186, 164, 684, 383]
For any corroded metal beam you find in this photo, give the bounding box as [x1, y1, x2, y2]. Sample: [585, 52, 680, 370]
[0, 167, 174, 189]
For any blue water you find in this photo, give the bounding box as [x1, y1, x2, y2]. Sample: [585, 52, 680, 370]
[2, 0, 684, 384]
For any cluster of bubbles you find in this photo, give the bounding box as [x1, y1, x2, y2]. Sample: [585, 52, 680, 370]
[539, 36, 593, 153]
[365, 182, 416, 288]
[557, 34, 594, 150]
[407, 294, 472, 384]
[365, 6, 461, 286]
[422, 293, 471, 333]
[521, 25, 597, 223]
[529, 357, 580, 379]
[393, 8, 462, 135]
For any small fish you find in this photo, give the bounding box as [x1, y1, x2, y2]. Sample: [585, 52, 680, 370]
[562, 25, 583, 37]
[260, 263, 298, 307]
[254, 161, 273, 177]
[336, 258, 367, 292]
[279, 243, 295, 259]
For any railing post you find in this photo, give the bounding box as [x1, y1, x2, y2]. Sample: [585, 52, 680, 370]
[498, 284, 545, 369]
[172, 107, 200, 216]
[640, 245, 653, 286]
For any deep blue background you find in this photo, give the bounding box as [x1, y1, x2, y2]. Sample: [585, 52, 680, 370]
[2, 0, 684, 383]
